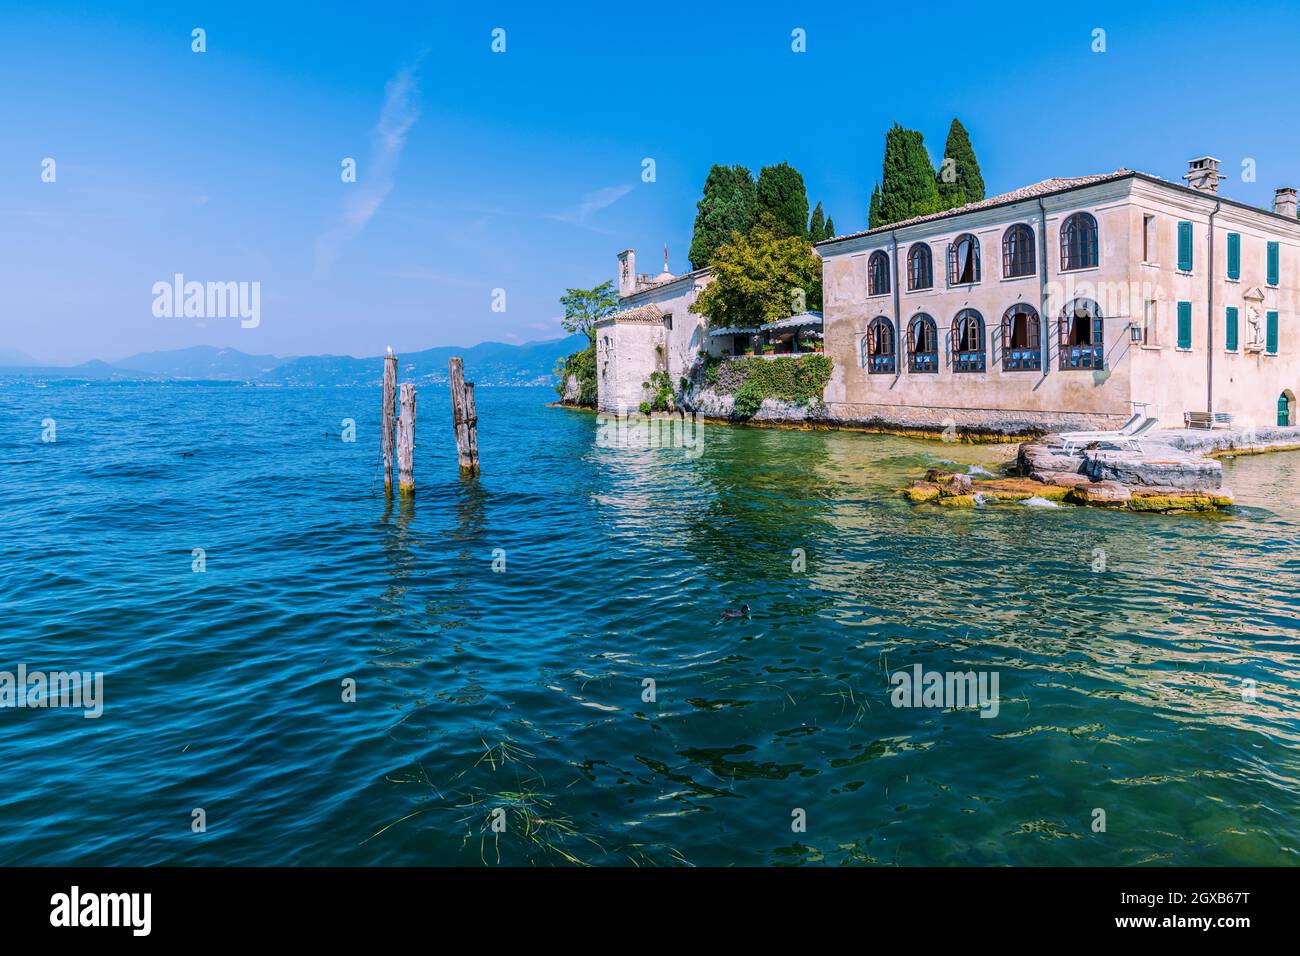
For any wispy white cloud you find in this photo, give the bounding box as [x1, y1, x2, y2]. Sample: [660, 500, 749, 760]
[550, 183, 634, 227]
[315, 62, 422, 276]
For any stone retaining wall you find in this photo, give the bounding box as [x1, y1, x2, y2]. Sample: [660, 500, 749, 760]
[821, 402, 1119, 436]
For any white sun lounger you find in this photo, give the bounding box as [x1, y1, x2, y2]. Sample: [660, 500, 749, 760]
[1061, 417, 1159, 455]
[1058, 413, 1142, 452]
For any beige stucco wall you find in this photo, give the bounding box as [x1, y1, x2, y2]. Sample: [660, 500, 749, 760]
[595, 270, 714, 412]
[1125, 178, 1300, 429]
[596, 318, 663, 412]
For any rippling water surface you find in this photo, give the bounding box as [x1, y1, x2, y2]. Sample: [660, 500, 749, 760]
[1, 383, 1298, 866]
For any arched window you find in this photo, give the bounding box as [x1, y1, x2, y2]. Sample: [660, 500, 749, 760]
[951, 309, 986, 372]
[947, 233, 981, 285]
[868, 250, 890, 296]
[1001, 304, 1041, 371]
[908, 314, 938, 373]
[907, 243, 933, 291]
[863, 317, 896, 374]
[1059, 298, 1104, 369]
[1002, 224, 1036, 278]
[1060, 212, 1099, 271]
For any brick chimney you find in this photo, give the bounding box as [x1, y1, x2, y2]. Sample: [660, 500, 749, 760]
[616, 248, 636, 297]
[1183, 156, 1224, 194]
[1274, 187, 1298, 219]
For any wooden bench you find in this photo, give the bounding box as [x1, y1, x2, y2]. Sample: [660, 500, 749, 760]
[1184, 411, 1234, 430]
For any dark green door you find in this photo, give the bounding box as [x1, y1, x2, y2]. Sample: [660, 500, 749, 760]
[1281, 392, 1293, 427]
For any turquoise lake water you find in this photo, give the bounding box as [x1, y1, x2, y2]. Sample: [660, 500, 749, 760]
[1, 383, 1298, 865]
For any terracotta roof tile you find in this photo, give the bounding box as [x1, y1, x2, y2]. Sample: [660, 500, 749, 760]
[596, 303, 665, 326]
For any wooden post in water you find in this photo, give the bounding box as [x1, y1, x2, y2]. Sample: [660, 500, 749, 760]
[381, 353, 397, 494]
[396, 382, 416, 495]
[449, 357, 480, 476]
[463, 382, 479, 474]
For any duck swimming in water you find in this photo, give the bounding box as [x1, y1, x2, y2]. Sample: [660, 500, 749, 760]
[720, 603, 750, 619]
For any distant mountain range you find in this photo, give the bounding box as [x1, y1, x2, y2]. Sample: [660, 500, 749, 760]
[0, 336, 589, 386]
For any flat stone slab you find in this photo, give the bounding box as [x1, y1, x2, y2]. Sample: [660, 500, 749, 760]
[1082, 450, 1222, 491]
[1157, 425, 1300, 456]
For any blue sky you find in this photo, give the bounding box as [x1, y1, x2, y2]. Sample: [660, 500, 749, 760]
[2, 0, 1299, 363]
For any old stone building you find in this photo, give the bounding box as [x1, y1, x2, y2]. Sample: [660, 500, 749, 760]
[596, 157, 1300, 432]
[817, 158, 1299, 432]
[594, 247, 713, 412]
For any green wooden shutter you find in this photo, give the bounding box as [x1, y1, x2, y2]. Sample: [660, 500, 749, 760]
[1266, 310, 1278, 353]
[1226, 307, 1238, 351]
[1267, 242, 1280, 285]
[1177, 301, 1192, 348]
[1177, 221, 1193, 271]
[1227, 233, 1240, 280]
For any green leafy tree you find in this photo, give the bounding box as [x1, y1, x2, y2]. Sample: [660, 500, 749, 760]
[559, 280, 619, 344]
[868, 182, 884, 229]
[554, 280, 618, 408]
[755, 162, 810, 239]
[875, 124, 942, 227]
[936, 118, 985, 210]
[688, 164, 756, 269]
[808, 202, 835, 241]
[808, 201, 825, 242]
[554, 343, 597, 406]
[689, 226, 822, 329]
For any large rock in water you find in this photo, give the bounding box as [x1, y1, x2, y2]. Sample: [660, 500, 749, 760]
[562, 373, 580, 403]
[1067, 480, 1132, 506]
[1127, 486, 1235, 512]
[1017, 442, 1085, 478]
[1082, 450, 1222, 491]
[924, 470, 973, 495]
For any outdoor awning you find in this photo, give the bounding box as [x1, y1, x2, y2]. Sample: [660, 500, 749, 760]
[708, 327, 761, 337]
[759, 311, 824, 332]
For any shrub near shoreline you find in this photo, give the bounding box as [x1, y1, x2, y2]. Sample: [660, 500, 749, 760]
[703, 353, 832, 418]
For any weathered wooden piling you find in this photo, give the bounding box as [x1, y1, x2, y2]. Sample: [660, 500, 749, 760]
[449, 357, 480, 476]
[462, 382, 479, 473]
[381, 352, 397, 494]
[397, 382, 416, 495]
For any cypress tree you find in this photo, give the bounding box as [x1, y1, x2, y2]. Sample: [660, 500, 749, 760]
[808, 201, 825, 242]
[755, 162, 810, 239]
[823, 216, 835, 240]
[688, 164, 757, 270]
[936, 118, 985, 210]
[868, 182, 884, 229]
[876, 124, 941, 227]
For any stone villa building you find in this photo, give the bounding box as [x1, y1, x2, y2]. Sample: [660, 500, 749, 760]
[597, 157, 1299, 433]
[594, 248, 714, 413]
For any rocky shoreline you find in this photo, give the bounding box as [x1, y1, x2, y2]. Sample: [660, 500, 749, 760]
[907, 432, 1246, 514]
